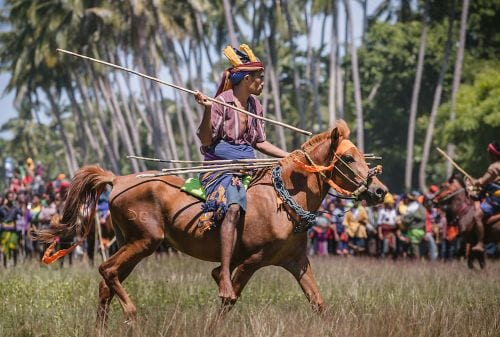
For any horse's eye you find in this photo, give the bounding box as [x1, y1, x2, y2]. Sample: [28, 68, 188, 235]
[343, 155, 354, 164]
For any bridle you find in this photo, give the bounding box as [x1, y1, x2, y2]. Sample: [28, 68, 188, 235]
[432, 182, 470, 223]
[295, 139, 382, 201]
[272, 138, 382, 233]
[432, 186, 466, 205]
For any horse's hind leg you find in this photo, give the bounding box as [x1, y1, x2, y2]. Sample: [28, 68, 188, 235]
[98, 235, 163, 324]
[281, 255, 325, 313]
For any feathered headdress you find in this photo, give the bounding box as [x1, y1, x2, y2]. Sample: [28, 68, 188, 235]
[215, 44, 264, 97]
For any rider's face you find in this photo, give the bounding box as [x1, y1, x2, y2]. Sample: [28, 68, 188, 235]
[247, 71, 264, 95]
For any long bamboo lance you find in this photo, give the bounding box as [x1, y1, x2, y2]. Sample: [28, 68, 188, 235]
[161, 162, 274, 172]
[137, 164, 273, 178]
[127, 154, 279, 165]
[57, 48, 312, 136]
[436, 147, 473, 180]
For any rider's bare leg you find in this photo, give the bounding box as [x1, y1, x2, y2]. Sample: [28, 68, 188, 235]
[472, 204, 485, 253]
[219, 204, 239, 301]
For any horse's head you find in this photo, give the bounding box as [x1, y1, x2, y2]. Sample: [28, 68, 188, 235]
[432, 174, 466, 207]
[294, 120, 387, 206]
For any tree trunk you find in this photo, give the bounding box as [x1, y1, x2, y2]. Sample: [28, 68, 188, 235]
[136, 58, 169, 160]
[344, 0, 364, 151]
[282, 1, 307, 146]
[65, 75, 104, 164]
[222, 0, 238, 47]
[174, 92, 192, 162]
[99, 77, 140, 172]
[109, 50, 146, 171]
[44, 88, 78, 176]
[328, 0, 339, 125]
[404, 0, 429, 191]
[75, 75, 121, 173]
[361, 0, 368, 44]
[447, 0, 470, 175]
[419, 1, 455, 192]
[265, 37, 287, 151]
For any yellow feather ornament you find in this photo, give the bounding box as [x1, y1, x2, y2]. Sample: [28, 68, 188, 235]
[223, 46, 242, 66]
[239, 44, 257, 62]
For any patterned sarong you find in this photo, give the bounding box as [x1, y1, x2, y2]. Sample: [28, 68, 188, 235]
[1, 222, 19, 257]
[198, 141, 255, 231]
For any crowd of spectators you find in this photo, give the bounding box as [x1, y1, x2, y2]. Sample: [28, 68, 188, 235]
[309, 189, 498, 260]
[1, 156, 497, 267]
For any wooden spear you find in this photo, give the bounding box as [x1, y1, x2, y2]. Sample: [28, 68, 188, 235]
[57, 48, 312, 136]
[436, 147, 473, 180]
[137, 164, 273, 178]
[161, 162, 274, 172]
[127, 154, 279, 165]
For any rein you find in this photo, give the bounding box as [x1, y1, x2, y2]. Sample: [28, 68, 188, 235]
[434, 187, 465, 204]
[272, 139, 382, 233]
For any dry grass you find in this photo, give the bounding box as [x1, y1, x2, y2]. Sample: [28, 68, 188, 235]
[1, 255, 498, 337]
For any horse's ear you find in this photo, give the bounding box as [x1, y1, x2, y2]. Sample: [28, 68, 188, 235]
[330, 127, 341, 150]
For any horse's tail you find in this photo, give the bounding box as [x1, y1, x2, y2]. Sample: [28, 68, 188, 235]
[35, 165, 115, 264]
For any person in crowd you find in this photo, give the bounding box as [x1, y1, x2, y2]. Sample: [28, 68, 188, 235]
[9, 170, 22, 193]
[377, 193, 399, 258]
[310, 212, 333, 256]
[344, 201, 368, 254]
[329, 199, 348, 255]
[365, 200, 380, 256]
[0, 191, 23, 267]
[401, 192, 427, 259]
[422, 196, 438, 261]
[4, 157, 14, 187]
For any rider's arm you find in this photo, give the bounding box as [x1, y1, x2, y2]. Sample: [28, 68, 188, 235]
[255, 141, 289, 158]
[475, 162, 500, 186]
[194, 91, 215, 146]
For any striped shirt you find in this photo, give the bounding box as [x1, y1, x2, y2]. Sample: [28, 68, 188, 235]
[205, 89, 266, 147]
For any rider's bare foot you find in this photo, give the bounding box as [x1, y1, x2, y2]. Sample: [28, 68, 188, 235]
[472, 242, 484, 253]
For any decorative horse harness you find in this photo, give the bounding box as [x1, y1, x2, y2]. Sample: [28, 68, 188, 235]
[272, 139, 382, 233]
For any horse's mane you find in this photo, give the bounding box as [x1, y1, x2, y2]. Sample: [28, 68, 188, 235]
[280, 120, 351, 168]
[247, 120, 352, 188]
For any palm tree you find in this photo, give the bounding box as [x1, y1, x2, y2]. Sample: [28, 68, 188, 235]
[447, 0, 470, 175]
[328, 0, 339, 125]
[344, 0, 364, 151]
[222, 0, 238, 47]
[404, 0, 429, 191]
[419, 2, 455, 192]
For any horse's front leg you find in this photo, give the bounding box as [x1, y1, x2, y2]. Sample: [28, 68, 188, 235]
[210, 261, 260, 330]
[281, 255, 325, 313]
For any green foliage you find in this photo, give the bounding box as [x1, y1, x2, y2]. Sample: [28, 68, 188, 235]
[438, 61, 500, 176]
[356, 20, 451, 191]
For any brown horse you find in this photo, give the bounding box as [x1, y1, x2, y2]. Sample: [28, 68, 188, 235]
[36, 121, 387, 329]
[433, 175, 500, 268]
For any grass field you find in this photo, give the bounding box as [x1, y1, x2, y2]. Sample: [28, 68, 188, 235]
[0, 255, 498, 337]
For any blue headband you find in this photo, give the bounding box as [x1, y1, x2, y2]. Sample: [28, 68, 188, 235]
[229, 71, 251, 85]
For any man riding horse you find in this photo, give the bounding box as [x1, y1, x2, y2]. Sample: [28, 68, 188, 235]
[194, 44, 288, 301]
[466, 141, 500, 253]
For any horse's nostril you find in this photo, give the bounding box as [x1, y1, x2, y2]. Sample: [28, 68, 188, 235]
[375, 188, 385, 197]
